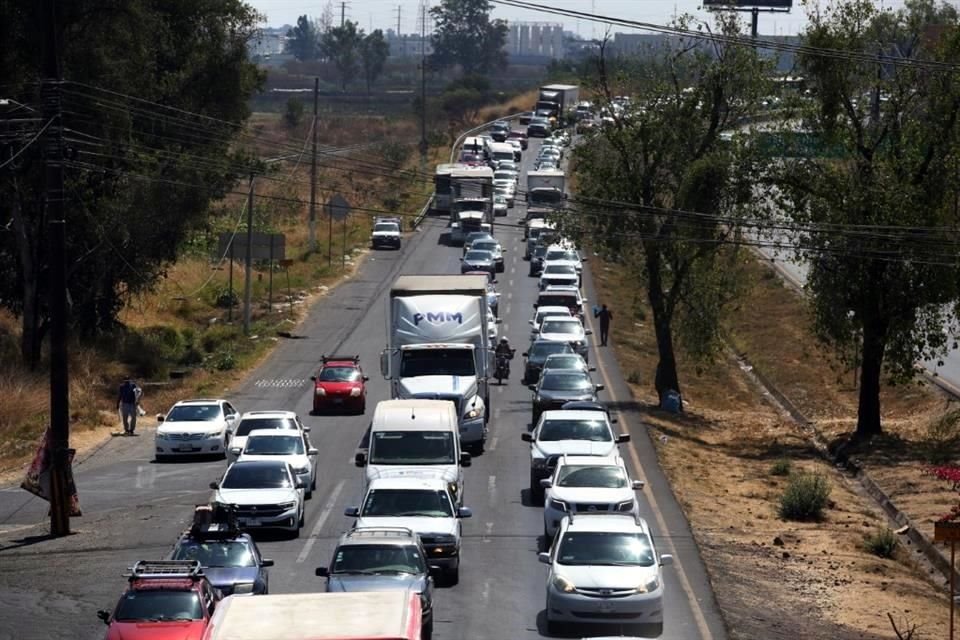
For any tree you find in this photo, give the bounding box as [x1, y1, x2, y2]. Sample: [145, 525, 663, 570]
[0, 1, 263, 366]
[430, 0, 508, 75]
[284, 97, 305, 127]
[767, 0, 960, 440]
[285, 14, 320, 61]
[359, 29, 390, 95]
[321, 20, 362, 91]
[571, 20, 769, 407]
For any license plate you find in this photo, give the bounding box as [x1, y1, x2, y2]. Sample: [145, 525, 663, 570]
[598, 602, 614, 612]
[332, 398, 343, 404]
[243, 519, 261, 527]
[175, 446, 198, 452]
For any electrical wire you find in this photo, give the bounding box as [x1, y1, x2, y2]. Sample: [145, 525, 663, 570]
[0, 116, 54, 170]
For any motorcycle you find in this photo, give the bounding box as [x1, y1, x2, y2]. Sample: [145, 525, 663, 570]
[495, 351, 515, 384]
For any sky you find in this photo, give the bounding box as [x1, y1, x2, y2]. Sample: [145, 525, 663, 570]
[246, 0, 903, 38]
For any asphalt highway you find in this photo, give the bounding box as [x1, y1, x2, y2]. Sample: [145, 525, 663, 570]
[0, 138, 727, 640]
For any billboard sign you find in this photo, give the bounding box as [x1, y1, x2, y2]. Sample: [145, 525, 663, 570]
[703, 0, 792, 8]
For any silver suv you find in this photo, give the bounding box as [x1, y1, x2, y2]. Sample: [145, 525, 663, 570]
[316, 527, 434, 639]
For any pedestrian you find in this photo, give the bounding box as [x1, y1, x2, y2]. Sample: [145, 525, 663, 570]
[118, 377, 141, 435]
[595, 304, 613, 346]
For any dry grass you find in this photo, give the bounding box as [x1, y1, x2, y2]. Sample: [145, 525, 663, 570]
[591, 256, 950, 639]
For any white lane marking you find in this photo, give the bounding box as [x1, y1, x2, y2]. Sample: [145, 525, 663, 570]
[510, 266, 516, 275]
[494, 408, 502, 420]
[135, 465, 156, 489]
[481, 578, 492, 602]
[297, 480, 345, 564]
[584, 311, 714, 639]
[506, 291, 513, 300]
[483, 521, 494, 543]
[487, 475, 497, 506]
[508, 279, 514, 287]
[488, 435, 499, 452]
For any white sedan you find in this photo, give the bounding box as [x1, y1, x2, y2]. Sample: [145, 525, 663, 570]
[211, 459, 306, 535]
[536, 317, 591, 360]
[155, 398, 239, 461]
[235, 429, 319, 498]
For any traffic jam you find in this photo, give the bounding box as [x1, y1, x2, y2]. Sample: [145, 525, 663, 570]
[94, 85, 675, 640]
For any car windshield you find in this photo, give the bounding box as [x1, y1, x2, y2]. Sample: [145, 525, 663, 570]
[473, 242, 498, 253]
[546, 250, 579, 262]
[332, 544, 425, 575]
[541, 372, 593, 391]
[400, 349, 475, 377]
[244, 435, 304, 456]
[494, 171, 514, 180]
[369, 431, 456, 465]
[361, 489, 454, 517]
[221, 463, 293, 489]
[536, 311, 570, 325]
[537, 295, 576, 309]
[544, 264, 576, 275]
[534, 246, 548, 258]
[540, 320, 582, 335]
[539, 418, 611, 442]
[466, 233, 493, 244]
[556, 532, 655, 567]
[114, 591, 203, 622]
[529, 342, 574, 361]
[172, 540, 256, 568]
[234, 417, 297, 437]
[166, 404, 221, 422]
[543, 355, 582, 370]
[557, 465, 628, 488]
[317, 366, 361, 382]
[465, 250, 493, 261]
[374, 223, 398, 233]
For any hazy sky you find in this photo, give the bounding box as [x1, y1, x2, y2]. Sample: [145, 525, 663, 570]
[247, 0, 902, 38]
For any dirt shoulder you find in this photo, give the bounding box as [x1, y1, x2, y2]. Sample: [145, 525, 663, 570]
[592, 256, 950, 639]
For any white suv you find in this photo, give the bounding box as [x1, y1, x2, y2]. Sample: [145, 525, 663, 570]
[155, 398, 238, 460]
[344, 476, 472, 584]
[541, 455, 644, 539]
[539, 512, 673, 636]
[227, 410, 310, 463]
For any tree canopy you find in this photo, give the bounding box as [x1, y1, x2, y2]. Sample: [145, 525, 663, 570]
[359, 29, 391, 96]
[430, 0, 508, 75]
[321, 20, 363, 90]
[286, 14, 321, 61]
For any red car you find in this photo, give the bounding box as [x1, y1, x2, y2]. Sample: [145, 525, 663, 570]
[311, 355, 368, 415]
[97, 560, 220, 640]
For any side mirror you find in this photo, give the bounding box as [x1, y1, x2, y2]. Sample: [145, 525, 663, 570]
[379, 350, 390, 379]
[581, 256, 589, 261]
[344, 506, 360, 517]
[610, 416, 619, 424]
[588, 366, 596, 372]
[261, 558, 275, 567]
[460, 452, 472, 467]
[315, 567, 329, 577]
[537, 552, 551, 565]
[229, 447, 241, 456]
[209, 481, 219, 490]
[521, 432, 533, 442]
[457, 507, 473, 519]
[354, 452, 367, 467]
[632, 480, 645, 490]
[521, 352, 528, 358]
[540, 479, 553, 488]
[302, 426, 312, 432]
[296, 478, 307, 489]
[156, 414, 165, 423]
[362, 375, 370, 382]
[595, 384, 605, 391]
[585, 329, 593, 335]
[528, 384, 537, 392]
[617, 434, 631, 444]
[528, 319, 534, 325]
[97, 610, 111, 624]
[310, 375, 317, 381]
[307, 448, 319, 456]
[660, 554, 674, 566]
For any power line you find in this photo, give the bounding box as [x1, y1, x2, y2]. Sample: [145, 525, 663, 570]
[0, 117, 54, 170]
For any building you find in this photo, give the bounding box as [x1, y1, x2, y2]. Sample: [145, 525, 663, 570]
[248, 27, 287, 58]
[505, 22, 565, 61]
[385, 29, 434, 59]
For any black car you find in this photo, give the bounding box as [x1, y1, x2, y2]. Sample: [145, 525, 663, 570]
[528, 244, 549, 277]
[168, 504, 273, 596]
[522, 339, 576, 384]
[317, 527, 435, 637]
[461, 249, 496, 276]
[527, 119, 551, 138]
[489, 121, 511, 142]
[518, 111, 533, 125]
[529, 370, 603, 425]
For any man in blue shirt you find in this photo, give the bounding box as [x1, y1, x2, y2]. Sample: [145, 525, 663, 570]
[117, 377, 141, 435]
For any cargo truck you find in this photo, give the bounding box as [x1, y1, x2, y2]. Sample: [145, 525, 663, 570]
[526, 169, 566, 221]
[448, 165, 494, 245]
[535, 84, 580, 127]
[381, 275, 494, 451]
[202, 591, 422, 640]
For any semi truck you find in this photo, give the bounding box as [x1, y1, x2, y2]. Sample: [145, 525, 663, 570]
[381, 274, 494, 451]
[526, 169, 566, 221]
[535, 84, 580, 127]
[448, 165, 494, 245]
[202, 591, 422, 640]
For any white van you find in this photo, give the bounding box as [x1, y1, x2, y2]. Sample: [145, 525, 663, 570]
[461, 136, 490, 162]
[355, 399, 470, 504]
[490, 142, 515, 165]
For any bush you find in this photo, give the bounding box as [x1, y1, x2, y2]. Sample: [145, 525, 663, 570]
[770, 458, 792, 476]
[863, 528, 897, 558]
[213, 350, 236, 371]
[380, 142, 412, 166]
[214, 287, 238, 310]
[923, 409, 960, 464]
[778, 472, 831, 521]
[121, 326, 186, 379]
[626, 370, 641, 384]
[201, 324, 241, 354]
[284, 97, 305, 128]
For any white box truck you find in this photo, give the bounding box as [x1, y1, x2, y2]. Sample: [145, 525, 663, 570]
[448, 166, 493, 245]
[536, 84, 580, 126]
[526, 169, 566, 221]
[380, 275, 494, 451]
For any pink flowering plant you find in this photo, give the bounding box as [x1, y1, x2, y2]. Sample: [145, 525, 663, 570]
[926, 466, 960, 522]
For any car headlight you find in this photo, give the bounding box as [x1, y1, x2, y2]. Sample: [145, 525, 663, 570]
[552, 575, 576, 593]
[314, 387, 326, 396]
[350, 387, 362, 397]
[430, 533, 457, 545]
[616, 500, 634, 512]
[531, 455, 547, 468]
[636, 577, 660, 593]
[278, 501, 297, 510]
[547, 498, 567, 512]
[206, 430, 223, 439]
[233, 582, 255, 595]
[294, 465, 311, 474]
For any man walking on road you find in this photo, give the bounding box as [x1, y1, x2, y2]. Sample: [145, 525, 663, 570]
[118, 377, 141, 435]
[595, 304, 613, 346]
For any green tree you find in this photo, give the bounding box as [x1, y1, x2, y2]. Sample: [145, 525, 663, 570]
[767, 0, 960, 440]
[430, 0, 508, 75]
[321, 20, 362, 91]
[284, 97, 305, 127]
[571, 20, 769, 407]
[285, 14, 320, 61]
[359, 29, 390, 95]
[0, 0, 263, 367]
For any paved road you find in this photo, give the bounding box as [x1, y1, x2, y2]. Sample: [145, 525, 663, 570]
[0, 138, 727, 640]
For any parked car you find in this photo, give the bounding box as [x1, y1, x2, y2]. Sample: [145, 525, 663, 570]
[311, 355, 368, 415]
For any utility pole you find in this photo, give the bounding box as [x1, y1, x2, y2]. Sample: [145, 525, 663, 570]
[396, 4, 401, 37]
[341, 1, 347, 27]
[418, 1, 428, 173]
[308, 78, 318, 253]
[242, 172, 254, 334]
[42, 0, 71, 537]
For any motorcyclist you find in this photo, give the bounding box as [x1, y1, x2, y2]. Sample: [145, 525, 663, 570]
[495, 338, 515, 381]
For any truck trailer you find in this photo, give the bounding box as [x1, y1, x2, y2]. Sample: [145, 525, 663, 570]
[535, 84, 580, 127]
[381, 274, 494, 451]
[526, 169, 566, 221]
[448, 165, 494, 245]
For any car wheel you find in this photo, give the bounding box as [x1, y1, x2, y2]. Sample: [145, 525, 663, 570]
[445, 565, 459, 586]
[422, 617, 433, 640]
[311, 475, 317, 492]
[529, 469, 543, 503]
[299, 507, 305, 529]
[545, 619, 562, 636]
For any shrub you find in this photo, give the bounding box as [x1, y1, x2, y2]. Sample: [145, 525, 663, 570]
[923, 409, 960, 464]
[770, 458, 792, 476]
[778, 472, 831, 521]
[121, 326, 185, 379]
[201, 324, 241, 354]
[284, 97, 305, 128]
[626, 370, 641, 384]
[213, 350, 236, 371]
[863, 528, 897, 558]
[214, 287, 238, 310]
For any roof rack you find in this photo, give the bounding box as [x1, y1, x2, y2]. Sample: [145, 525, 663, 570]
[345, 527, 416, 540]
[126, 560, 204, 581]
[188, 503, 241, 540]
[567, 509, 644, 527]
[321, 354, 360, 363]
